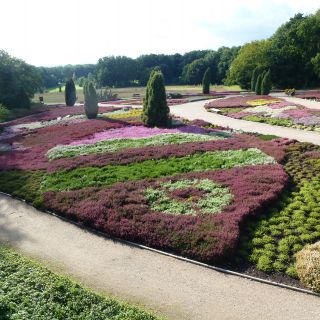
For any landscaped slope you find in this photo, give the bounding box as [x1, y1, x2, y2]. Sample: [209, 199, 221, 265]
[1, 105, 320, 290]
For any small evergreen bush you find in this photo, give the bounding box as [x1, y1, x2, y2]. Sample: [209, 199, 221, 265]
[261, 70, 272, 95]
[65, 79, 76, 106]
[251, 67, 259, 92]
[202, 67, 211, 94]
[83, 81, 98, 119]
[142, 70, 171, 127]
[255, 73, 263, 95]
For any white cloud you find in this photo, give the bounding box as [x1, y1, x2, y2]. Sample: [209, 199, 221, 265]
[0, 0, 318, 66]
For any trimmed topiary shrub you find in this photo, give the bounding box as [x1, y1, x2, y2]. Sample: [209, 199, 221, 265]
[255, 73, 263, 95]
[202, 67, 211, 94]
[296, 241, 320, 292]
[261, 70, 272, 95]
[65, 78, 76, 106]
[251, 67, 259, 92]
[142, 70, 171, 127]
[83, 81, 98, 119]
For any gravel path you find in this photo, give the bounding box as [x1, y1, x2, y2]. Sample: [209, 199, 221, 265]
[0, 195, 319, 320]
[170, 99, 320, 145]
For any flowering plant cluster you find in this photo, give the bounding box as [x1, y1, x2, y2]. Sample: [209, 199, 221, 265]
[0, 104, 292, 264]
[207, 96, 320, 131]
[297, 91, 320, 101]
[204, 95, 277, 109]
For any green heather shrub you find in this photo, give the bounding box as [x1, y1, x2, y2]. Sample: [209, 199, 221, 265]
[202, 67, 211, 94]
[296, 241, 320, 292]
[261, 70, 271, 95]
[142, 70, 171, 127]
[42, 148, 275, 192]
[84, 81, 98, 119]
[65, 78, 76, 106]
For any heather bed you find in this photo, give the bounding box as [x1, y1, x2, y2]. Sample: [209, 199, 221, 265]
[1, 105, 320, 290]
[205, 95, 320, 131]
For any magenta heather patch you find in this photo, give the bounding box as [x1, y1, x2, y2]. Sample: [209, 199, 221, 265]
[204, 95, 278, 109]
[1, 105, 118, 127]
[44, 164, 288, 262]
[69, 125, 215, 145]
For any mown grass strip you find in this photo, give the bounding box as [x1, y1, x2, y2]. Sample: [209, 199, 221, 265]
[42, 148, 275, 192]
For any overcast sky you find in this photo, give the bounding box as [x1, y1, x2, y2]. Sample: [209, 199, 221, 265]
[0, 0, 319, 66]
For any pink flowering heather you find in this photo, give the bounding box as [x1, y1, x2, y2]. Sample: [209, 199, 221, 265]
[205, 95, 279, 109]
[281, 108, 315, 118]
[268, 101, 301, 109]
[69, 125, 214, 146]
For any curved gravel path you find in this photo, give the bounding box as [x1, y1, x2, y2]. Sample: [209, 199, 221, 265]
[170, 99, 320, 145]
[0, 194, 319, 320]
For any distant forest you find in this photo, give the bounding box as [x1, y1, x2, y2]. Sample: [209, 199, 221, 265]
[36, 10, 320, 90]
[37, 47, 239, 89]
[1, 10, 319, 110]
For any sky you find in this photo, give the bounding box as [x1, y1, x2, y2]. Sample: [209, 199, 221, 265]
[0, 0, 319, 67]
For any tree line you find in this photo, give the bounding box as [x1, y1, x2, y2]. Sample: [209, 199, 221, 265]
[0, 9, 319, 111]
[226, 10, 320, 89]
[38, 47, 239, 89]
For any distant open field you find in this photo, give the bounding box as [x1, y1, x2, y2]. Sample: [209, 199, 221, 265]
[33, 85, 242, 104]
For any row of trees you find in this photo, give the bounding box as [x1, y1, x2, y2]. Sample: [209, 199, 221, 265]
[251, 68, 271, 95]
[72, 68, 170, 127]
[227, 10, 320, 89]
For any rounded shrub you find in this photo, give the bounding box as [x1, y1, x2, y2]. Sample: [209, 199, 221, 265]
[83, 81, 98, 119]
[296, 241, 320, 292]
[65, 78, 76, 106]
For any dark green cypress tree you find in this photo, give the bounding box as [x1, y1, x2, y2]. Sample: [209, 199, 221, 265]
[261, 70, 272, 95]
[83, 81, 98, 119]
[255, 73, 263, 95]
[142, 71, 171, 127]
[65, 78, 76, 106]
[251, 67, 259, 92]
[202, 67, 211, 94]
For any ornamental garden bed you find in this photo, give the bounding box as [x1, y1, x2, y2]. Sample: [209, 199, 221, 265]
[296, 90, 320, 101]
[1, 104, 320, 292]
[205, 95, 320, 131]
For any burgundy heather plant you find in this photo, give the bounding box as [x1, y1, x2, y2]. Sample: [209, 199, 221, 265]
[44, 164, 288, 263]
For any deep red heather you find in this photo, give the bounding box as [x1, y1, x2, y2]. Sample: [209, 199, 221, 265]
[0, 105, 118, 127]
[44, 164, 288, 263]
[296, 91, 320, 101]
[0, 131, 289, 171]
[0, 119, 134, 170]
[204, 95, 279, 109]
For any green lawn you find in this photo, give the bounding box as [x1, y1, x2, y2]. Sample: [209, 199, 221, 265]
[0, 246, 163, 320]
[33, 85, 242, 104]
